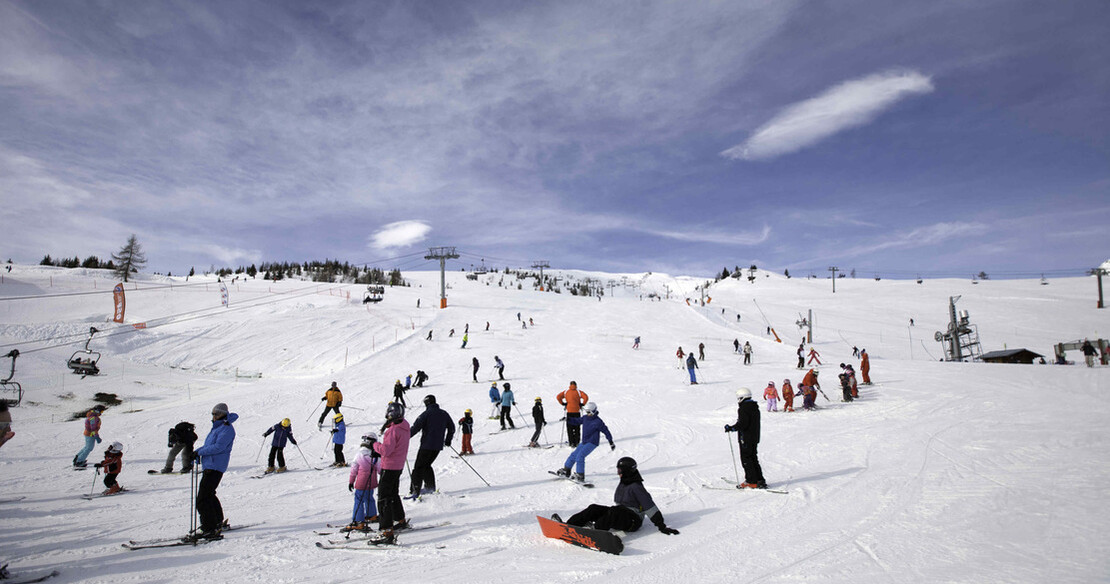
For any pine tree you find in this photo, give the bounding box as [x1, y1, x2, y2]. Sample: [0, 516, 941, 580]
[111, 234, 147, 282]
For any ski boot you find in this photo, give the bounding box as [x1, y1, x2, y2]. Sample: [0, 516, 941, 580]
[105, 484, 122, 495]
[555, 467, 571, 477]
[275, 466, 287, 473]
[160, 468, 174, 474]
[571, 472, 586, 483]
[392, 518, 410, 531]
[551, 513, 564, 523]
[264, 466, 275, 474]
[370, 530, 396, 545]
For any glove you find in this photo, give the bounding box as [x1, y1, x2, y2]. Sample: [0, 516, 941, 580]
[95, 435, 103, 443]
[93, 463, 102, 468]
[290, 439, 297, 446]
[321, 397, 326, 401]
[445, 439, 451, 448]
[330, 429, 337, 434]
[609, 442, 616, 451]
[543, 422, 548, 426]
[724, 425, 733, 432]
[659, 526, 680, 535]
[348, 483, 354, 492]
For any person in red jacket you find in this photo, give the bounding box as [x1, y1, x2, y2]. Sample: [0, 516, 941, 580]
[781, 379, 795, 412]
[860, 350, 871, 384]
[94, 441, 125, 495]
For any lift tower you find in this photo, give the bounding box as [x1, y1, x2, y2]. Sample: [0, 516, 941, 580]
[425, 247, 459, 308]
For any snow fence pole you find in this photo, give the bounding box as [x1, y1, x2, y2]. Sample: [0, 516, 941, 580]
[726, 433, 741, 485]
[449, 445, 491, 487]
[306, 401, 323, 423]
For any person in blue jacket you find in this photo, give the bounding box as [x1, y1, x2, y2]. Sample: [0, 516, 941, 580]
[554, 402, 614, 482]
[330, 413, 347, 467]
[488, 382, 501, 419]
[408, 395, 456, 496]
[499, 382, 516, 430]
[193, 402, 237, 540]
[262, 418, 297, 473]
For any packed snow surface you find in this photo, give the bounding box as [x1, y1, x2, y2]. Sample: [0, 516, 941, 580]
[1, 265, 1107, 583]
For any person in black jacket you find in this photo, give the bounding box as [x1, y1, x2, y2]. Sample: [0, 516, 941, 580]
[528, 397, 546, 447]
[556, 457, 679, 535]
[161, 421, 197, 474]
[408, 395, 456, 496]
[725, 387, 766, 488]
[414, 370, 429, 388]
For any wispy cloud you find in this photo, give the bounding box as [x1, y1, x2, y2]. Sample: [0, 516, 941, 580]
[722, 69, 934, 161]
[639, 224, 772, 246]
[369, 221, 432, 250]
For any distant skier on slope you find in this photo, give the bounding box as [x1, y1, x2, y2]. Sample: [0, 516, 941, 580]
[318, 382, 343, 428]
[393, 379, 407, 408]
[552, 457, 679, 535]
[528, 397, 547, 448]
[686, 353, 699, 385]
[860, 349, 871, 384]
[781, 379, 795, 412]
[743, 341, 753, 365]
[763, 382, 779, 412]
[261, 418, 297, 473]
[676, 347, 685, 369]
[472, 357, 480, 383]
[499, 383, 516, 430]
[494, 355, 506, 380]
[797, 343, 805, 369]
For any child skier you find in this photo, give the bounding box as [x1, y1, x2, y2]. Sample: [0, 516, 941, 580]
[393, 379, 407, 408]
[93, 441, 125, 495]
[488, 382, 501, 419]
[458, 409, 475, 455]
[499, 383, 516, 430]
[404, 374, 412, 389]
[330, 413, 347, 467]
[529, 397, 546, 447]
[555, 402, 615, 483]
[798, 384, 817, 410]
[633, 337, 640, 350]
[73, 408, 102, 468]
[807, 347, 822, 365]
[347, 433, 380, 531]
[675, 347, 685, 369]
[262, 418, 297, 473]
[838, 372, 854, 402]
[763, 382, 779, 412]
[782, 379, 795, 412]
[797, 343, 805, 369]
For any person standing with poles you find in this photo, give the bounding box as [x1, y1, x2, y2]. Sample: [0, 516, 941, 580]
[686, 352, 699, 384]
[499, 383, 516, 430]
[528, 397, 546, 448]
[743, 341, 753, 365]
[408, 395, 455, 497]
[193, 403, 237, 540]
[161, 421, 197, 474]
[372, 402, 410, 544]
[494, 356, 506, 380]
[556, 381, 589, 447]
[330, 413, 347, 467]
[318, 382, 343, 429]
[724, 388, 767, 489]
[262, 418, 297, 473]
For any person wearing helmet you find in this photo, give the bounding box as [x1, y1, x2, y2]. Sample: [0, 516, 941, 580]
[194, 402, 238, 540]
[262, 418, 298, 473]
[838, 369, 854, 403]
[408, 395, 456, 497]
[488, 382, 501, 419]
[393, 379, 408, 408]
[161, 420, 197, 474]
[373, 402, 411, 543]
[781, 379, 795, 413]
[555, 402, 614, 482]
[499, 383, 516, 430]
[557, 457, 679, 535]
[724, 389, 767, 489]
[346, 433, 380, 532]
[556, 381, 589, 447]
[458, 409, 475, 455]
[318, 382, 343, 428]
[528, 397, 546, 448]
[330, 413, 347, 467]
[94, 441, 125, 495]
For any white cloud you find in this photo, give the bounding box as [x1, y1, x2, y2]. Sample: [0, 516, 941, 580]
[369, 221, 432, 250]
[642, 224, 772, 246]
[722, 69, 934, 161]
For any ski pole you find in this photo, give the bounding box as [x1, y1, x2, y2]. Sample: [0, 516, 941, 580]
[449, 445, 491, 486]
[90, 466, 100, 496]
[294, 443, 312, 469]
[306, 400, 323, 423]
[726, 433, 741, 485]
[189, 464, 198, 535]
[340, 405, 365, 411]
[816, 386, 830, 402]
[254, 439, 266, 463]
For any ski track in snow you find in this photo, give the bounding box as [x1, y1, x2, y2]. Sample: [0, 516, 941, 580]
[0, 266, 1108, 583]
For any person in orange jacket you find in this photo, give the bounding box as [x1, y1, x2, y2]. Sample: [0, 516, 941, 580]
[781, 379, 795, 412]
[802, 368, 820, 390]
[318, 382, 343, 428]
[556, 381, 589, 447]
[860, 350, 871, 384]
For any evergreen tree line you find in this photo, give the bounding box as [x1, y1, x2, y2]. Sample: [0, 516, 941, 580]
[40, 254, 116, 270]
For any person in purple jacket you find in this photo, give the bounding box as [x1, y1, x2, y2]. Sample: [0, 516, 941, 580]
[553, 402, 614, 483]
[372, 402, 410, 544]
[554, 457, 679, 535]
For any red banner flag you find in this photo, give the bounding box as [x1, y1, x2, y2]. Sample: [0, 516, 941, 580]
[113, 283, 126, 323]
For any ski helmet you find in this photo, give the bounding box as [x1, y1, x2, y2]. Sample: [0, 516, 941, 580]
[464, 408, 472, 415]
[768, 381, 775, 387]
[331, 381, 338, 388]
[423, 395, 436, 407]
[361, 431, 377, 443]
[108, 441, 123, 452]
[385, 402, 405, 421]
[359, 446, 372, 457]
[281, 418, 291, 427]
[334, 413, 344, 423]
[616, 456, 637, 474]
[584, 402, 598, 415]
[535, 396, 542, 402]
[736, 387, 752, 401]
[502, 382, 511, 391]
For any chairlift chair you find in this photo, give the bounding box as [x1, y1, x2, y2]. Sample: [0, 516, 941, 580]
[67, 327, 101, 376]
[0, 349, 21, 407]
[362, 285, 385, 304]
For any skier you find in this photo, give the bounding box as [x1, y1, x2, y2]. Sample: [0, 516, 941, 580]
[860, 349, 871, 384]
[796, 343, 805, 369]
[449, 328, 455, 337]
[261, 418, 297, 473]
[93, 441, 125, 495]
[461, 333, 469, 349]
[373, 402, 410, 544]
[472, 357, 480, 383]
[686, 352, 699, 385]
[72, 408, 102, 468]
[852, 346, 860, 358]
[733, 339, 740, 353]
[529, 318, 534, 326]
[763, 382, 779, 412]
[633, 336, 640, 350]
[330, 413, 347, 467]
[807, 347, 822, 366]
[318, 382, 343, 428]
[494, 355, 506, 380]
[724, 388, 766, 489]
[464, 323, 469, 334]
[556, 381, 589, 447]
[838, 372, 854, 402]
[393, 379, 407, 407]
[842, 363, 859, 398]
[499, 383, 516, 430]
[347, 434, 380, 531]
[529, 397, 546, 447]
[798, 383, 817, 410]
[408, 395, 455, 497]
[414, 370, 429, 388]
[161, 420, 197, 474]
[1081, 339, 1098, 368]
[802, 368, 820, 392]
[458, 409, 475, 455]
[675, 347, 685, 369]
[426, 330, 433, 341]
[193, 402, 237, 540]
[486, 321, 490, 331]
[404, 374, 412, 389]
[782, 378, 795, 412]
[743, 342, 753, 365]
[698, 342, 706, 361]
[488, 382, 501, 419]
[554, 457, 679, 535]
[554, 402, 614, 483]
[517, 312, 521, 321]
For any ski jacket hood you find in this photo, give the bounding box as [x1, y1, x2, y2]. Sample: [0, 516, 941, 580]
[195, 412, 238, 473]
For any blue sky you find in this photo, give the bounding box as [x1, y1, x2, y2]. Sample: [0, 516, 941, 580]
[1, 0, 1107, 278]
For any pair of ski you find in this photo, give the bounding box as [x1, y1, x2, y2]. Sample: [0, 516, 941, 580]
[548, 471, 594, 488]
[122, 522, 263, 550]
[0, 563, 59, 584]
[315, 521, 450, 550]
[147, 469, 190, 475]
[82, 488, 130, 500]
[703, 477, 788, 494]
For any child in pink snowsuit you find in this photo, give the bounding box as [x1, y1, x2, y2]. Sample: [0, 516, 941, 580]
[763, 382, 779, 412]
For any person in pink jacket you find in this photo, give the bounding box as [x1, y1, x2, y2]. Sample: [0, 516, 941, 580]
[763, 382, 779, 412]
[372, 403, 411, 543]
[346, 433, 381, 531]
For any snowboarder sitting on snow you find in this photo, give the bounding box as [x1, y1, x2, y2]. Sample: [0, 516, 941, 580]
[725, 388, 767, 489]
[262, 418, 297, 473]
[330, 413, 347, 467]
[162, 420, 197, 474]
[555, 402, 614, 483]
[318, 382, 343, 428]
[555, 457, 679, 535]
[458, 409, 475, 455]
[94, 441, 125, 495]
